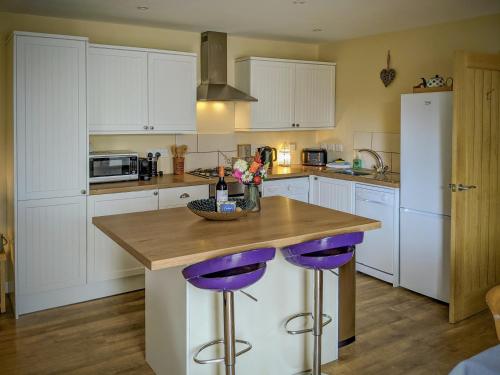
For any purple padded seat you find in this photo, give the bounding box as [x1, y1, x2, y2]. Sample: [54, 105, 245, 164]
[182, 248, 276, 291]
[281, 232, 363, 270]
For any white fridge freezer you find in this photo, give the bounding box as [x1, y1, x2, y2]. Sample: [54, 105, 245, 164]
[400, 92, 452, 302]
[399, 208, 450, 302]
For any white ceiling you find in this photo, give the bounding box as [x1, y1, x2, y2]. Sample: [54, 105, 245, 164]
[1, 0, 500, 42]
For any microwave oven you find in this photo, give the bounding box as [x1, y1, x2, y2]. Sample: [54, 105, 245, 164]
[89, 151, 139, 183]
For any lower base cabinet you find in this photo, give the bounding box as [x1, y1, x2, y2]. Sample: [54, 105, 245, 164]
[262, 177, 309, 203]
[87, 190, 159, 282]
[309, 176, 354, 213]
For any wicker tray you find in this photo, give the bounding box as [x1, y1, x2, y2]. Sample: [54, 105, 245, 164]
[187, 198, 252, 221]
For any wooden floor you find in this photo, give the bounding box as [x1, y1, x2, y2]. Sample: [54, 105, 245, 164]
[0, 274, 497, 375]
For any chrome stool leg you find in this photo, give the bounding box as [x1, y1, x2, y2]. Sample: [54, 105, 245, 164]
[286, 269, 329, 375]
[312, 269, 327, 375]
[193, 290, 253, 374]
[224, 290, 236, 375]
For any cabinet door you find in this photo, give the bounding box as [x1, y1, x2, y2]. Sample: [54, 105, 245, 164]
[159, 185, 209, 209]
[148, 52, 196, 132]
[87, 190, 158, 282]
[262, 178, 309, 203]
[88, 46, 148, 133]
[294, 63, 335, 128]
[16, 35, 87, 200]
[250, 60, 295, 129]
[310, 177, 354, 213]
[17, 196, 86, 295]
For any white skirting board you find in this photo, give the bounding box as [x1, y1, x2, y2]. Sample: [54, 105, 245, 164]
[15, 275, 144, 316]
[146, 250, 339, 375]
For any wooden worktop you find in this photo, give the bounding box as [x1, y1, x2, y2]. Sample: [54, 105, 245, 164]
[89, 165, 400, 195]
[92, 196, 380, 270]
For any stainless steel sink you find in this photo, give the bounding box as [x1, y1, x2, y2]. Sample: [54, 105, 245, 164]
[335, 170, 373, 176]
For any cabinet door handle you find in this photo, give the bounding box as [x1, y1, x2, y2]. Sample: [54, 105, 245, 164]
[81, 189, 87, 195]
[292, 123, 296, 127]
[314, 177, 318, 180]
[143, 125, 149, 130]
[297, 123, 300, 127]
[180, 193, 190, 199]
[153, 191, 158, 196]
[150, 125, 155, 130]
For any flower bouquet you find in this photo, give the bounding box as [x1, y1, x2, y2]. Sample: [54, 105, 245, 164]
[232, 152, 269, 212]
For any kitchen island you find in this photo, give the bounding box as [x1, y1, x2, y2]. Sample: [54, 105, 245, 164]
[93, 196, 379, 374]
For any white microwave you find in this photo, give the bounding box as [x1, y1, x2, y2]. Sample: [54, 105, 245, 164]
[89, 151, 139, 183]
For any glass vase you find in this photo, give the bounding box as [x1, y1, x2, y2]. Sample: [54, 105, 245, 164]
[244, 183, 261, 212]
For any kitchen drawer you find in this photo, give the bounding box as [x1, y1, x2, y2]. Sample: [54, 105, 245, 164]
[159, 185, 209, 209]
[262, 178, 309, 201]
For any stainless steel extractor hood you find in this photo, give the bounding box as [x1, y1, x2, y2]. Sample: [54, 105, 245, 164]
[197, 31, 257, 102]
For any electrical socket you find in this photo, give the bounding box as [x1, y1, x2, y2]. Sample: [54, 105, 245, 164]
[147, 148, 168, 157]
[289, 142, 297, 151]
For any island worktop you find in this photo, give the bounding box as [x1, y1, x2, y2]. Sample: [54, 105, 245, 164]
[92, 196, 380, 270]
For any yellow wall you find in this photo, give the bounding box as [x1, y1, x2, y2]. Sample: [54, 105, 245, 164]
[0, 11, 319, 234]
[317, 13, 500, 158]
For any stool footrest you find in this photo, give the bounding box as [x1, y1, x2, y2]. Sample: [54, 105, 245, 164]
[284, 312, 333, 335]
[193, 338, 252, 364]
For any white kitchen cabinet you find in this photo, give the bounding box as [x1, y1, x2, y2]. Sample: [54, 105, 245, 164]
[262, 178, 309, 203]
[15, 34, 87, 200]
[88, 46, 148, 133]
[235, 57, 335, 131]
[355, 184, 399, 285]
[10, 32, 90, 316]
[294, 63, 335, 128]
[148, 52, 197, 133]
[87, 44, 197, 134]
[309, 176, 354, 213]
[87, 190, 159, 282]
[159, 185, 209, 209]
[17, 196, 87, 296]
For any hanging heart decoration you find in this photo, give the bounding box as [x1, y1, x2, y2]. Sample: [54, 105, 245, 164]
[380, 50, 396, 87]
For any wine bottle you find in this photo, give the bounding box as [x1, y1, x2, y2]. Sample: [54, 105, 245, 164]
[216, 166, 228, 210]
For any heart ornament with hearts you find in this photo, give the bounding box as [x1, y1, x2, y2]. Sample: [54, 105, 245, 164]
[380, 50, 396, 87]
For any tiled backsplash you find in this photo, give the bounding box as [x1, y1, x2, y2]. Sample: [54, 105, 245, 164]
[353, 131, 400, 173]
[90, 132, 318, 174]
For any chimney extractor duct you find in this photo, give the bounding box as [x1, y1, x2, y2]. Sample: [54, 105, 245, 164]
[197, 31, 257, 102]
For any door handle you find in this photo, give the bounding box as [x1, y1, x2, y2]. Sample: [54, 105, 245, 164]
[449, 183, 477, 192]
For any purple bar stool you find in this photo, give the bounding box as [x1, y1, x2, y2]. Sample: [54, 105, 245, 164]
[182, 247, 276, 375]
[281, 232, 364, 375]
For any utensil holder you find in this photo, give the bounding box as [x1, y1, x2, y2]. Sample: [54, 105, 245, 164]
[173, 157, 185, 175]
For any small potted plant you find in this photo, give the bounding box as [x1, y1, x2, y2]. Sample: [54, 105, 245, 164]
[232, 152, 269, 212]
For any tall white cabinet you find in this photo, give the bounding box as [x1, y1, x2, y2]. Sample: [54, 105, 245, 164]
[235, 57, 335, 131]
[10, 33, 89, 315]
[88, 44, 196, 134]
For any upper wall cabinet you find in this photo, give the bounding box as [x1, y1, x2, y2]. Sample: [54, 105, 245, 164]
[235, 57, 335, 131]
[88, 46, 148, 133]
[88, 45, 197, 134]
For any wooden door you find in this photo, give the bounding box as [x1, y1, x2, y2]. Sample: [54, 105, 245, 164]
[15, 35, 87, 200]
[294, 63, 335, 129]
[450, 51, 500, 323]
[17, 196, 87, 295]
[87, 190, 158, 282]
[250, 59, 295, 129]
[88, 46, 148, 133]
[148, 52, 196, 133]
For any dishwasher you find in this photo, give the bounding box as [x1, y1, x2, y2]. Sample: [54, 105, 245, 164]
[355, 184, 398, 285]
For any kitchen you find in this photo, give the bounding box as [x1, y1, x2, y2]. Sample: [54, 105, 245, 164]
[1, 2, 500, 375]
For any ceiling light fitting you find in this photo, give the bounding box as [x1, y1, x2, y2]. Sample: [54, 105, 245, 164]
[313, 28, 323, 32]
[293, 0, 306, 4]
[137, 6, 149, 11]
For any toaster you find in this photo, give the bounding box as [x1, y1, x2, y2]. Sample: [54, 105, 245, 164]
[301, 148, 328, 166]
